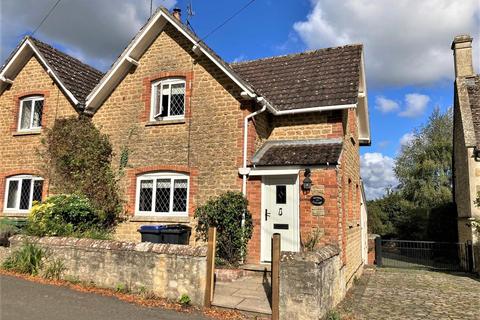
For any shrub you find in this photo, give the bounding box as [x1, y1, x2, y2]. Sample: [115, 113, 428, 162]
[40, 116, 122, 227]
[2, 242, 45, 275]
[0, 219, 20, 246]
[178, 294, 191, 306]
[194, 192, 253, 266]
[43, 257, 66, 280]
[25, 194, 103, 237]
[326, 310, 341, 320]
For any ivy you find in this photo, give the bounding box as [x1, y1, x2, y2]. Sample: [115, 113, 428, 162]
[40, 116, 122, 227]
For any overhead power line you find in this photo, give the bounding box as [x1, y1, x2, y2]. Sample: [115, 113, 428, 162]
[199, 0, 257, 42]
[32, 0, 62, 36]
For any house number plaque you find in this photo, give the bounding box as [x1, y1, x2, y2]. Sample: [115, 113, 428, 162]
[310, 195, 325, 206]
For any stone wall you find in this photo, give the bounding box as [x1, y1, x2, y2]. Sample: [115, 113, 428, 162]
[7, 235, 207, 305]
[279, 245, 345, 320]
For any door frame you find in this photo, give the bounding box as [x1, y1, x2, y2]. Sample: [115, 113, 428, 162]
[260, 173, 300, 263]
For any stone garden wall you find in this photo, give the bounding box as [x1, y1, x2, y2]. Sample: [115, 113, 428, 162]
[279, 245, 345, 320]
[6, 235, 207, 305]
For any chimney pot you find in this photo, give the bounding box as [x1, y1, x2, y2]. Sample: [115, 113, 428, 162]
[451, 34, 474, 78]
[173, 8, 181, 21]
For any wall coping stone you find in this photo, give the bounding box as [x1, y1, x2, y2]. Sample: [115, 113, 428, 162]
[9, 235, 207, 257]
[280, 244, 340, 263]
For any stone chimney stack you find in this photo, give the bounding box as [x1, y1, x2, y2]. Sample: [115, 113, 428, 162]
[172, 8, 181, 21]
[451, 35, 474, 78]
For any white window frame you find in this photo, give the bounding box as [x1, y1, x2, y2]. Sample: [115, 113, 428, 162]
[18, 96, 44, 131]
[135, 172, 189, 216]
[3, 175, 44, 214]
[150, 78, 186, 121]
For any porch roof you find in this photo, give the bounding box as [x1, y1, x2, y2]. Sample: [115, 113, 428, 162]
[251, 139, 342, 167]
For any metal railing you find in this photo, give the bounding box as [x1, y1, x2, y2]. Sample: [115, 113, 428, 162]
[376, 239, 474, 272]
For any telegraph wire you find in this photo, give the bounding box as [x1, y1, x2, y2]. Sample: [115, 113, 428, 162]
[32, 0, 62, 36]
[199, 0, 257, 43]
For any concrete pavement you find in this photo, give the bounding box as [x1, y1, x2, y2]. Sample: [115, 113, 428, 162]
[0, 275, 208, 320]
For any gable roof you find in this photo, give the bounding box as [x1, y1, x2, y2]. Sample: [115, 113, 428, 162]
[82, 6, 369, 143]
[231, 45, 362, 111]
[0, 36, 104, 105]
[252, 139, 343, 166]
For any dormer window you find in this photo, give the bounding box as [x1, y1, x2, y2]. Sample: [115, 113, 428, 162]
[18, 96, 44, 131]
[150, 78, 186, 121]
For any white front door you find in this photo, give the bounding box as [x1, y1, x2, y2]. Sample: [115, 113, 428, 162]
[261, 175, 300, 262]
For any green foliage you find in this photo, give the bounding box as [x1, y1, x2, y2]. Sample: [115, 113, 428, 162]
[43, 257, 66, 280]
[2, 242, 45, 275]
[115, 283, 129, 293]
[325, 310, 341, 320]
[25, 194, 110, 238]
[194, 192, 253, 266]
[395, 108, 453, 208]
[301, 228, 322, 251]
[178, 294, 191, 306]
[369, 108, 457, 242]
[0, 219, 20, 246]
[41, 116, 122, 226]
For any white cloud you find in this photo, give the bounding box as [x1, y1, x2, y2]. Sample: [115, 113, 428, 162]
[375, 96, 400, 113]
[400, 132, 415, 147]
[1, 0, 177, 71]
[361, 152, 398, 200]
[399, 93, 430, 117]
[293, 0, 480, 87]
[232, 55, 246, 63]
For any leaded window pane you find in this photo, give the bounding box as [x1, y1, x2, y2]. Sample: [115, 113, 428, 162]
[19, 179, 32, 210]
[20, 100, 32, 129]
[139, 180, 153, 212]
[6, 180, 19, 209]
[173, 179, 188, 212]
[32, 180, 43, 203]
[170, 83, 185, 116]
[155, 179, 171, 212]
[33, 100, 43, 127]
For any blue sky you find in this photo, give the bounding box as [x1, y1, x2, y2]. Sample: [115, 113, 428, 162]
[1, 0, 479, 199]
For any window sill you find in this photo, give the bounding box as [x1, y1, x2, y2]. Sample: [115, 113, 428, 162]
[2, 212, 28, 217]
[13, 130, 42, 136]
[130, 216, 190, 223]
[145, 119, 185, 127]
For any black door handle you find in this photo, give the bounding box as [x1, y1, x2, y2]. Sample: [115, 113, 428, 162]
[265, 209, 271, 221]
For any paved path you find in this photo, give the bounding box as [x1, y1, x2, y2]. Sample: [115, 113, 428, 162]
[337, 268, 480, 320]
[213, 275, 271, 315]
[0, 275, 208, 320]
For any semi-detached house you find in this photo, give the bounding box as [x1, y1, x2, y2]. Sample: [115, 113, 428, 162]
[0, 7, 371, 285]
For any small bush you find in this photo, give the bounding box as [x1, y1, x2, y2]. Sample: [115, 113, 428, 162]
[194, 192, 253, 266]
[301, 228, 322, 252]
[178, 294, 191, 306]
[326, 310, 341, 320]
[0, 219, 20, 246]
[115, 283, 129, 293]
[43, 257, 66, 280]
[2, 242, 44, 275]
[25, 194, 111, 238]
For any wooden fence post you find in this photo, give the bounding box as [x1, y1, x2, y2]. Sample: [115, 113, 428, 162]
[204, 226, 216, 307]
[271, 233, 281, 320]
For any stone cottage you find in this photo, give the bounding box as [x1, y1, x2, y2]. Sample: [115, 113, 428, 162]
[0, 36, 103, 217]
[452, 34, 480, 244]
[0, 7, 370, 286]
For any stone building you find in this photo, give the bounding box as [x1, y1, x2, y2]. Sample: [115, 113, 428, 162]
[0, 36, 103, 217]
[452, 34, 480, 244]
[0, 7, 370, 286]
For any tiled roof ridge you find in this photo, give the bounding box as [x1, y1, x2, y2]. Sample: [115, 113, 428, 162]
[27, 36, 104, 77]
[230, 43, 363, 66]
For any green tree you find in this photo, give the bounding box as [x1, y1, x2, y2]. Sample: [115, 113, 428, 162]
[395, 107, 453, 208]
